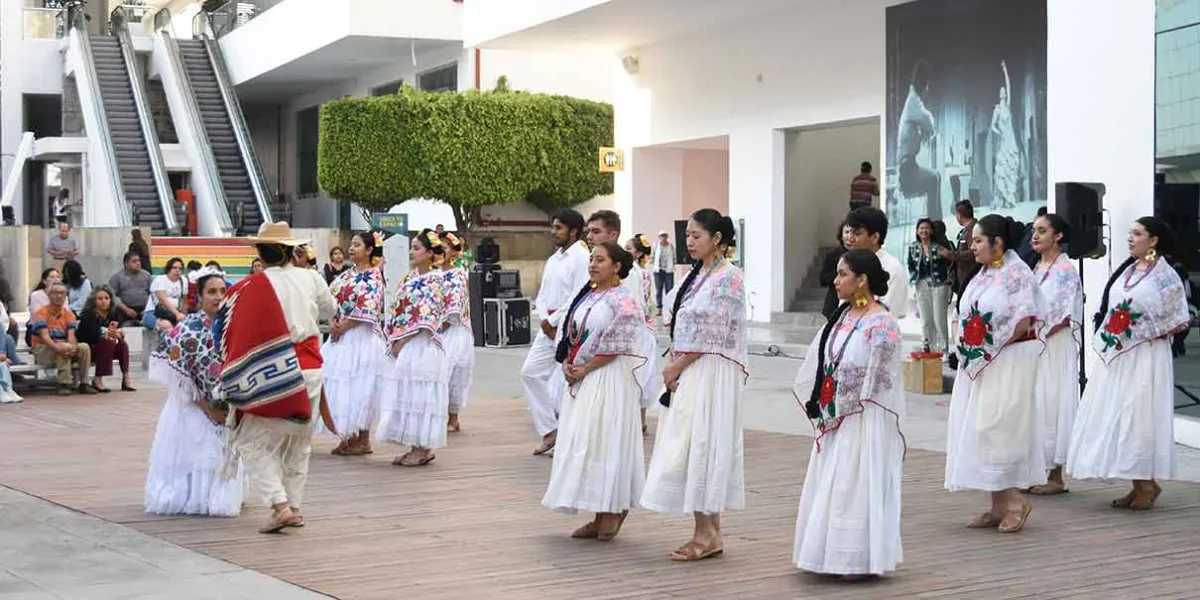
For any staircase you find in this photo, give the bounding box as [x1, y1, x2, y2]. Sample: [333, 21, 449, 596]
[176, 39, 264, 235]
[788, 246, 840, 313]
[90, 36, 173, 234]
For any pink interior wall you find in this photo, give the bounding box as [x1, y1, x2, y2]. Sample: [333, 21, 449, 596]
[682, 149, 730, 217]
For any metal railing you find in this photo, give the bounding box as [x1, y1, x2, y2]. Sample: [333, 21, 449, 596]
[70, 3, 132, 226]
[23, 7, 66, 39]
[111, 7, 179, 234]
[157, 11, 235, 235]
[194, 10, 276, 225]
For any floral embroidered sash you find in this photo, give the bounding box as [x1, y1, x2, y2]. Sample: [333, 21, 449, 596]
[387, 270, 446, 344]
[1092, 258, 1189, 364]
[1035, 256, 1083, 342]
[671, 263, 749, 375]
[330, 266, 385, 335]
[955, 251, 1042, 380]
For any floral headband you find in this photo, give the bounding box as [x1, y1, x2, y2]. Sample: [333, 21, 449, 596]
[188, 265, 225, 285]
[445, 232, 461, 248]
[372, 231, 384, 247]
[425, 231, 442, 247]
[635, 234, 650, 248]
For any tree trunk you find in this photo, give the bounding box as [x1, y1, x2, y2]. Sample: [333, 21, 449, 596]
[449, 203, 480, 233]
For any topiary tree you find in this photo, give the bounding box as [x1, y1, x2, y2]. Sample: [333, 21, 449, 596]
[317, 80, 613, 231]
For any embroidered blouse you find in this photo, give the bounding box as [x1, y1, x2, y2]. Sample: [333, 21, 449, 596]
[1092, 258, 1189, 364]
[565, 284, 647, 370]
[441, 266, 471, 327]
[1034, 255, 1083, 341]
[153, 311, 223, 407]
[330, 265, 385, 335]
[955, 250, 1043, 380]
[635, 262, 655, 329]
[794, 310, 905, 447]
[664, 261, 748, 374]
[387, 269, 446, 344]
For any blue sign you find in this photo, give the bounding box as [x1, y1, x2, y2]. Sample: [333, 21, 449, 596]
[371, 213, 409, 234]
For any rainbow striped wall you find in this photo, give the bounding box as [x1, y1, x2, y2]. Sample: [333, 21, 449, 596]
[150, 237, 257, 281]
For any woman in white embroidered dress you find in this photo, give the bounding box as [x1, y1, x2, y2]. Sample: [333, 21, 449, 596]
[1068, 217, 1190, 509]
[1028, 213, 1083, 495]
[793, 249, 905, 579]
[145, 268, 243, 516]
[439, 232, 475, 434]
[626, 233, 660, 433]
[378, 229, 449, 467]
[642, 209, 747, 562]
[945, 214, 1043, 533]
[542, 242, 647, 540]
[321, 231, 387, 456]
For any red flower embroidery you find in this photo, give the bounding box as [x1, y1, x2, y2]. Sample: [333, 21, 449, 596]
[963, 315, 988, 347]
[1105, 309, 1131, 335]
[1099, 299, 1142, 352]
[819, 375, 836, 407]
[956, 301, 994, 369]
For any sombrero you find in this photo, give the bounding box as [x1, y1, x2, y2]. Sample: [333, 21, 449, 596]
[245, 222, 309, 247]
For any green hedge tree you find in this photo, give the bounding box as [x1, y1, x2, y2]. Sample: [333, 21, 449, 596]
[317, 80, 614, 231]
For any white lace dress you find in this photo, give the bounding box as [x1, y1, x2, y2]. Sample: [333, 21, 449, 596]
[792, 310, 905, 576]
[1068, 259, 1189, 480]
[642, 261, 748, 515]
[441, 267, 476, 414]
[634, 263, 661, 409]
[542, 285, 648, 513]
[377, 270, 451, 449]
[1033, 256, 1083, 469]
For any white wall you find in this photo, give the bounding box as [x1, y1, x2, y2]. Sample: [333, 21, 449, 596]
[463, 0, 609, 48]
[1046, 0, 1155, 362]
[476, 48, 616, 101]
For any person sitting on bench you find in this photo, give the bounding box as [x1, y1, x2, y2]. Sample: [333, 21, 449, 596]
[31, 283, 96, 396]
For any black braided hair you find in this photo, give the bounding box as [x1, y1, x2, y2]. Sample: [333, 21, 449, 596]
[806, 303, 851, 418]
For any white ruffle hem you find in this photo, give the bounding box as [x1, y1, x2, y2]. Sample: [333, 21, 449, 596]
[377, 331, 451, 449]
[319, 324, 385, 438]
[443, 316, 476, 414]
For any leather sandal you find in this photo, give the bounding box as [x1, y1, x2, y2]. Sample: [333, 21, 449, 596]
[1130, 482, 1162, 510]
[966, 511, 1003, 528]
[597, 511, 629, 542]
[532, 439, 556, 456]
[1111, 489, 1137, 509]
[1027, 482, 1068, 495]
[998, 500, 1032, 533]
[259, 508, 298, 534]
[670, 539, 724, 562]
[571, 521, 600, 539]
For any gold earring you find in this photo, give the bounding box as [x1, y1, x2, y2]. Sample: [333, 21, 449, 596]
[1146, 248, 1158, 262]
[611, 276, 621, 287]
[989, 256, 1004, 269]
[853, 290, 870, 308]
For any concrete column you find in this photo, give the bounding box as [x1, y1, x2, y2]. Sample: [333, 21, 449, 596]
[728, 126, 786, 322]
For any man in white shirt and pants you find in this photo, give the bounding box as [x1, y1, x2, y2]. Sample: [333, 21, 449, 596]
[523, 209, 590, 455]
[844, 206, 908, 318]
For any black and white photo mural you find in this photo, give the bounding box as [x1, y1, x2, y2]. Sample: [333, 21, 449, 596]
[884, 0, 1047, 255]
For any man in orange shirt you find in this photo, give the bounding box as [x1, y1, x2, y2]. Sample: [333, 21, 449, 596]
[31, 283, 95, 396]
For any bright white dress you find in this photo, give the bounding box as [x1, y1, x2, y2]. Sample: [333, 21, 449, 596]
[634, 263, 660, 408]
[145, 312, 243, 516]
[1068, 259, 1189, 481]
[1033, 256, 1083, 469]
[642, 261, 748, 515]
[945, 251, 1046, 492]
[792, 310, 905, 576]
[377, 270, 451, 449]
[542, 285, 647, 513]
[442, 267, 476, 414]
[320, 266, 386, 438]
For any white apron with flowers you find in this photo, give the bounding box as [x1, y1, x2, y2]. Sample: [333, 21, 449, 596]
[791, 310, 905, 576]
[945, 251, 1046, 491]
[1068, 258, 1189, 480]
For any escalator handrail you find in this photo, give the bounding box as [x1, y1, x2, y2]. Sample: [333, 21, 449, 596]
[113, 18, 179, 234]
[158, 28, 235, 235]
[198, 33, 276, 225]
[70, 8, 132, 226]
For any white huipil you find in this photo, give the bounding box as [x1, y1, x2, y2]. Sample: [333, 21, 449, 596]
[320, 265, 386, 438]
[632, 262, 661, 408]
[542, 284, 648, 513]
[945, 251, 1046, 492]
[441, 266, 476, 414]
[1032, 255, 1083, 470]
[1068, 258, 1189, 481]
[642, 260, 748, 515]
[522, 240, 591, 437]
[792, 310, 905, 576]
[377, 269, 450, 449]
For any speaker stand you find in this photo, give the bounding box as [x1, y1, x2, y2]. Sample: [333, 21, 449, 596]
[1077, 257, 1088, 394]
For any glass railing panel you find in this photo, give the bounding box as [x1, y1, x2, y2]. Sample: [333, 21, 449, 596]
[23, 7, 65, 39]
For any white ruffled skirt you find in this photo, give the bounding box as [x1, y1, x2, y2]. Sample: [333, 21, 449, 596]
[794, 403, 905, 576]
[945, 341, 1045, 491]
[144, 361, 243, 517]
[641, 354, 746, 515]
[1036, 330, 1080, 469]
[638, 327, 661, 409]
[377, 331, 451, 449]
[320, 324, 386, 438]
[542, 357, 646, 514]
[1067, 340, 1175, 481]
[443, 316, 476, 414]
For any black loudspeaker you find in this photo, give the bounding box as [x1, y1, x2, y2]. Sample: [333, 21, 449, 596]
[468, 271, 485, 347]
[473, 263, 502, 298]
[673, 220, 693, 265]
[1056, 182, 1106, 259]
[483, 298, 531, 347]
[1155, 182, 1200, 271]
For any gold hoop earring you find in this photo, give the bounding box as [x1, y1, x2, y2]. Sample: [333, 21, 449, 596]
[853, 290, 870, 308]
[1146, 248, 1159, 263]
[611, 276, 621, 287]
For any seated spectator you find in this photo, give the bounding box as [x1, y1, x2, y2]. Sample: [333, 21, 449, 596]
[0, 301, 22, 366]
[324, 246, 350, 284]
[77, 286, 134, 393]
[46, 222, 79, 264]
[31, 283, 95, 396]
[144, 258, 187, 331]
[27, 268, 61, 348]
[62, 259, 92, 313]
[109, 251, 153, 326]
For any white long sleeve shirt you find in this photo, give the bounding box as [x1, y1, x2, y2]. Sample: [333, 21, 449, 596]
[535, 240, 591, 329]
[263, 264, 337, 343]
[877, 248, 909, 319]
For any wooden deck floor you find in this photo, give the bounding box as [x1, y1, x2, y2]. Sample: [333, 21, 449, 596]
[3, 388, 1200, 599]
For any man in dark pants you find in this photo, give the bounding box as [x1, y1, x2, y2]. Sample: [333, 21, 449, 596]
[849, 162, 879, 212]
[938, 200, 979, 369]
